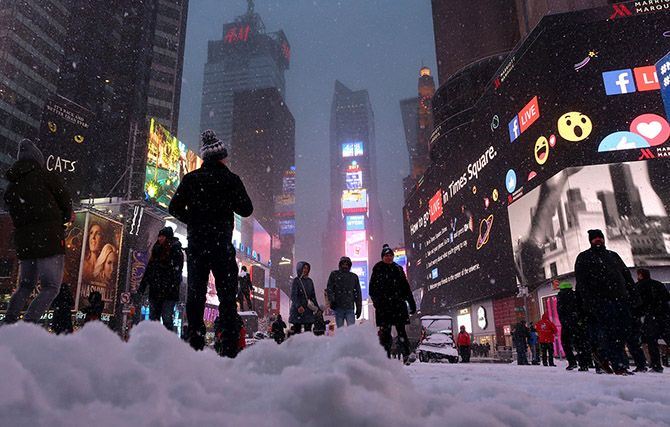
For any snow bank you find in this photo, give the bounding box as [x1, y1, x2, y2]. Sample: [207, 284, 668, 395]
[1, 321, 668, 426]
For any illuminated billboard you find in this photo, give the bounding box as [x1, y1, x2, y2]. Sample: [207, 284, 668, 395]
[346, 215, 365, 231]
[342, 142, 364, 157]
[144, 118, 202, 209]
[345, 230, 368, 261]
[346, 169, 363, 190]
[351, 261, 369, 299]
[342, 189, 368, 214]
[404, 6, 670, 312]
[279, 219, 295, 234]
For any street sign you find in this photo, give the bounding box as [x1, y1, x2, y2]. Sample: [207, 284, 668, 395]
[120, 292, 130, 304]
[514, 307, 525, 312]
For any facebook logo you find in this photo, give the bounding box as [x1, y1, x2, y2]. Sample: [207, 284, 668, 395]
[508, 116, 520, 142]
[602, 69, 636, 95]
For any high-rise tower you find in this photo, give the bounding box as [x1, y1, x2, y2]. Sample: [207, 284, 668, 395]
[199, 1, 290, 149]
[323, 81, 383, 314]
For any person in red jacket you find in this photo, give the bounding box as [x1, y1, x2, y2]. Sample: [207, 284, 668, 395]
[535, 313, 558, 366]
[457, 325, 471, 363]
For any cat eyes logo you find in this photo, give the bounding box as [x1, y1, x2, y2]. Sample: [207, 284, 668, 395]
[48, 121, 57, 132]
[74, 135, 84, 143]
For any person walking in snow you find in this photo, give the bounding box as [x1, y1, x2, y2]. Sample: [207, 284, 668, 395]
[535, 313, 558, 366]
[369, 244, 416, 364]
[271, 314, 287, 344]
[636, 268, 670, 373]
[3, 139, 73, 325]
[575, 229, 635, 375]
[313, 306, 330, 336]
[169, 129, 253, 356]
[528, 323, 540, 365]
[51, 283, 74, 335]
[457, 325, 471, 363]
[556, 282, 591, 371]
[137, 227, 184, 331]
[326, 256, 362, 327]
[512, 320, 530, 365]
[237, 266, 253, 311]
[81, 291, 104, 324]
[289, 261, 319, 334]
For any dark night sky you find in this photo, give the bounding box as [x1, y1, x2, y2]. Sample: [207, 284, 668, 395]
[179, 0, 437, 287]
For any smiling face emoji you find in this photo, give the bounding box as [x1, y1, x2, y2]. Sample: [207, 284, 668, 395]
[557, 112, 592, 141]
[534, 136, 549, 165]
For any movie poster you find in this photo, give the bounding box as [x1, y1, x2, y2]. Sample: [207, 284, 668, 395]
[75, 212, 123, 314]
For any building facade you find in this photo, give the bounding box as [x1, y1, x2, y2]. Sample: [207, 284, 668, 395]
[323, 80, 383, 317]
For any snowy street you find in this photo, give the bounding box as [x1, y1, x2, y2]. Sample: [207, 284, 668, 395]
[1, 321, 668, 427]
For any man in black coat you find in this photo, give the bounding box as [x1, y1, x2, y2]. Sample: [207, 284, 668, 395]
[169, 130, 253, 355]
[326, 256, 362, 328]
[369, 244, 416, 364]
[556, 282, 591, 371]
[575, 229, 634, 375]
[512, 320, 530, 365]
[636, 268, 670, 373]
[138, 226, 184, 331]
[237, 265, 253, 311]
[271, 314, 286, 344]
[3, 139, 73, 324]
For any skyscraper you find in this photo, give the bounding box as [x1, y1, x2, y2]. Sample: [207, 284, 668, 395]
[199, 1, 290, 149]
[0, 0, 70, 187]
[400, 66, 435, 197]
[323, 80, 383, 314]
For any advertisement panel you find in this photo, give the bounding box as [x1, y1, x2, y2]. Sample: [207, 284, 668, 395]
[404, 7, 670, 312]
[342, 142, 364, 157]
[38, 95, 94, 198]
[346, 169, 363, 190]
[144, 118, 202, 209]
[351, 261, 369, 300]
[253, 220, 271, 264]
[342, 189, 368, 213]
[279, 219, 295, 234]
[345, 230, 368, 261]
[346, 215, 365, 231]
[76, 212, 123, 314]
[129, 250, 149, 294]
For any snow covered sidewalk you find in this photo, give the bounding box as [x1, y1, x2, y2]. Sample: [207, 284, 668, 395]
[1, 321, 668, 427]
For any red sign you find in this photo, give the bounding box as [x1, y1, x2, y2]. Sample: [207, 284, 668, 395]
[503, 325, 511, 335]
[634, 66, 660, 91]
[224, 25, 250, 44]
[429, 189, 443, 223]
[518, 96, 539, 133]
[552, 279, 560, 290]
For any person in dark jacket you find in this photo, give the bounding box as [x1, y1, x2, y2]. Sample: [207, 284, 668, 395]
[271, 314, 287, 344]
[636, 268, 670, 373]
[81, 291, 104, 324]
[369, 244, 416, 364]
[51, 283, 74, 335]
[326, 256, 362, 328]
[288, 261, 319, 334]
[169, 130, 253, 356]
[528, 323, 540, 365]
[3, 139, 73, 324]
[313, 305, 330, 336]
[556, 282, 591, 371]
[237, 266, 253, 311]
[575, 229, 634, 375]
[512, 320, 530, 365]
[457, 325, 471, 363]
[138, 227, 184, 331]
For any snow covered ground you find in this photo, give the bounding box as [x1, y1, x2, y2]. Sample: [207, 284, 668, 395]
[1, 321, 669, 427]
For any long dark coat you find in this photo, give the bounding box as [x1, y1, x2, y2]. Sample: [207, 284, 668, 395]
[574, 245, 632, 309]
[326, 256, 362, 315]
[289, 261, 319, 324]
[368, 261, 416, 326]
[51, 283, 74, 334]
[138, 237, 184, 302]
[4, 159, 72, 259]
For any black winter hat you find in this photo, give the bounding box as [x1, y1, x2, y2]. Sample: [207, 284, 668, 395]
[17, 138, 44, 166]
[200, 129, 227, 161]
[158, 226, 174, 239]
[339, 256, 352, 269]
[588, 229, 604, 241]
[381, 244, 394, 258]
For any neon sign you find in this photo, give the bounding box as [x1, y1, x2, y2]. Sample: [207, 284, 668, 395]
[224, 25, 250, 44]
[342, 142, 364, 157]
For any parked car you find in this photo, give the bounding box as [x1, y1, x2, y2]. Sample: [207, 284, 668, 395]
[416, 315, 459, 363]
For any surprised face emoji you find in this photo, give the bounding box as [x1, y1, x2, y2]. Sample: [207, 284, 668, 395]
[557, 112, 593, 141]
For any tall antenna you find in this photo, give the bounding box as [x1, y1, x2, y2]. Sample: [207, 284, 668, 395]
[247, 0, 255, 15]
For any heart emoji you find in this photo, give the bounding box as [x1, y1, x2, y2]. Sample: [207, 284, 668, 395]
[630, 114, 670, 146]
